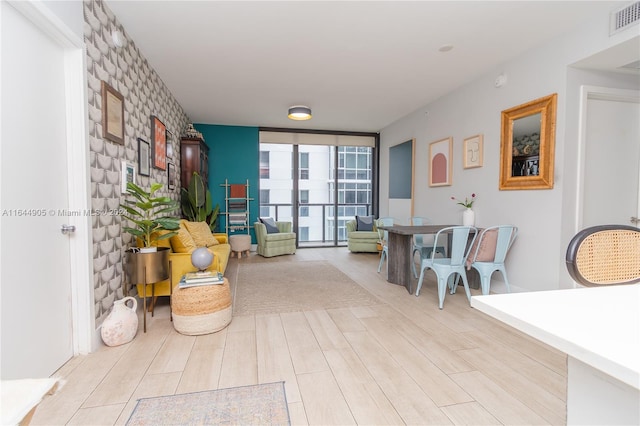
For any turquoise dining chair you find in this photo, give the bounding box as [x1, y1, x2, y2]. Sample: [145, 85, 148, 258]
[457, 225, 518, 295]
[410, 216, 446, 278]
[376, 217, 395, 274]
[415, 226, 477, 309]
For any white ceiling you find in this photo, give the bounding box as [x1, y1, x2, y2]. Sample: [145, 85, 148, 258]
[106, 1, 633, 133]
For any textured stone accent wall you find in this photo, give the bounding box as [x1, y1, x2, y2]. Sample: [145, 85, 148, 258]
[84, 0, 190, 325]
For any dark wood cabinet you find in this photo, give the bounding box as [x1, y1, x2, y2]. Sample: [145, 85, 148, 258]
[180, 137, 209, 189]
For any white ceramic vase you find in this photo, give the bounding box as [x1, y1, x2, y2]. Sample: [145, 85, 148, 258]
[462, 208, 475, 226]
[101, 296, 138, 347]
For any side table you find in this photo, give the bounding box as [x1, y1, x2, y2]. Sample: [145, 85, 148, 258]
[172, 278, 232, 335]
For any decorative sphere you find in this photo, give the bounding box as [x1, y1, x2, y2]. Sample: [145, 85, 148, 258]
[191, 247, 214, 271]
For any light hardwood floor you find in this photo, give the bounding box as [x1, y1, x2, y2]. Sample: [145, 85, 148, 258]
[32, 248, 567, 425]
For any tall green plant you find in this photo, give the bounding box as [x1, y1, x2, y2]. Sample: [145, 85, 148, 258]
[120, 182, 180, 247]
[181, 172, 219, 231]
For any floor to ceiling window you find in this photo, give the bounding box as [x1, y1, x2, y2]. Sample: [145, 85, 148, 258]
[259, 130, 378, 247]
[333, 146, 373, 242]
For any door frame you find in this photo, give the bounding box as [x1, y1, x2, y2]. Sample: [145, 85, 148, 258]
[575, 85, 640, 233]
[8, 0, 95, 353]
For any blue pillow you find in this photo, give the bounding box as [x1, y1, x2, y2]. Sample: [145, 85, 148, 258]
[260, 217, 280, 234]
[355, 215, 374, 231]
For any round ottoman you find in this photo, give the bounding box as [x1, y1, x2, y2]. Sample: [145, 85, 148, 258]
[229, 234, 251, 258]
[171, 278, 232, 335]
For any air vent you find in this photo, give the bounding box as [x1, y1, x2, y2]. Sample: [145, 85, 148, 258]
[611, 1, 640, 35]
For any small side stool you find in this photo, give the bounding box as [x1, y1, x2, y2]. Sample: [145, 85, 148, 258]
[229, 234, 251, 258]
[172, 278, 232, 335]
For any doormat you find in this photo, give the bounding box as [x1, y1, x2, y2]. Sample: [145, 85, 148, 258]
[126, 382, 289, 425]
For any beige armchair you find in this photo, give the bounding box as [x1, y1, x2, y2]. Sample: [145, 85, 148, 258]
[254, 221, 296, 257]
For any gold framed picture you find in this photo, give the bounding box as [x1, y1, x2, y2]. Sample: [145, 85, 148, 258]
[101, 81, 124, 145]
[429, 137, 452, 187]
[463, 134, 483, 169]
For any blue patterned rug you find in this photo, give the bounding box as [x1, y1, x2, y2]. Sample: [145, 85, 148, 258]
[126, 382, 290, 425]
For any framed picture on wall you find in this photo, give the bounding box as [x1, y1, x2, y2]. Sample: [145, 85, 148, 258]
[463, 134, 483, 169]
[121, 160, 135, 194]
[101, 81, 124, 145]
[166, 129, 174, 158]
[137, 138, 150, 176]
[151, 115, 167, 170]
[429, 137, 452, 187]
[167, 162, 176, 190]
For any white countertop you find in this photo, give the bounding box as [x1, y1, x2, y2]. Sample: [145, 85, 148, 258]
[471, 284, 640, 389]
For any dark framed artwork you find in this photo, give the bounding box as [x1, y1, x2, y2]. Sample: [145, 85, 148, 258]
[151, 115, 167, 170]
[166, 129, 174, 158]
[167, 162, 176, 190]
[137, 138, 150, 177]
[101, 81, 124, 145]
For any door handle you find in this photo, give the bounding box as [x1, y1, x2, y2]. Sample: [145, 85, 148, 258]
[631, 217, 639, 225]
[61, 224, 76, 235]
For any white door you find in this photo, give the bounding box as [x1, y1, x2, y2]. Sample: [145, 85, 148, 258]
[582, 89, 640, 228]
[1, 2, 74, 378]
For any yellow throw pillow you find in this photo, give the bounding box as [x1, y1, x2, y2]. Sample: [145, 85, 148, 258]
[152, 231, 172, 249]
[185, 221, 219, 247]
[170, 220, 197, 253]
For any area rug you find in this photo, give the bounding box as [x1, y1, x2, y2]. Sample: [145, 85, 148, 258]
[126, 382, 289, 425]
[234, 260, 381, 315]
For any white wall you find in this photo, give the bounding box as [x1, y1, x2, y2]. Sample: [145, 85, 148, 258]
[40, 0, 84, 39]
[379, 10, 640, 293]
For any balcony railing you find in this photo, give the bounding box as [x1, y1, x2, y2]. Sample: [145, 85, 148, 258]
[259, 202, 372, 246]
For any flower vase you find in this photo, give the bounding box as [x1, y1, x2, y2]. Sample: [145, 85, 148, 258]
[462, 208, 475, 226]
[101, 296, 138, 347]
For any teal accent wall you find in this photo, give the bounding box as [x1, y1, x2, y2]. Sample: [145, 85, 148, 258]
[194, 124, 259, 243]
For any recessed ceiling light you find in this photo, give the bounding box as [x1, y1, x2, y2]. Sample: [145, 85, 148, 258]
[288, 105, 312, 121]
[438, 44, 454, 53]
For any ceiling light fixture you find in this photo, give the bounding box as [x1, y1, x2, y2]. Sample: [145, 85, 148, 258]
[288, 105, 312, 121]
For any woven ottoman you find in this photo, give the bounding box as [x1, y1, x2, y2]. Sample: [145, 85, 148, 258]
[229, 234, 251, 258]
[171, 278, 232, 335]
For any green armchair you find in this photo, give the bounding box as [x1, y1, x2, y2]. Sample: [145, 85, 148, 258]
[254, 221, 297, 257]
[346, 219, 381, 253]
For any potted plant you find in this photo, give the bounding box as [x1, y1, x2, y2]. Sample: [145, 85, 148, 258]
[181, 172, 219, 231]
[120, 182, 180, 286]
[121, 181, 181, 251]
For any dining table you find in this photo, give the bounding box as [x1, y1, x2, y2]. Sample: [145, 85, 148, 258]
[377, 224, 456, 294]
